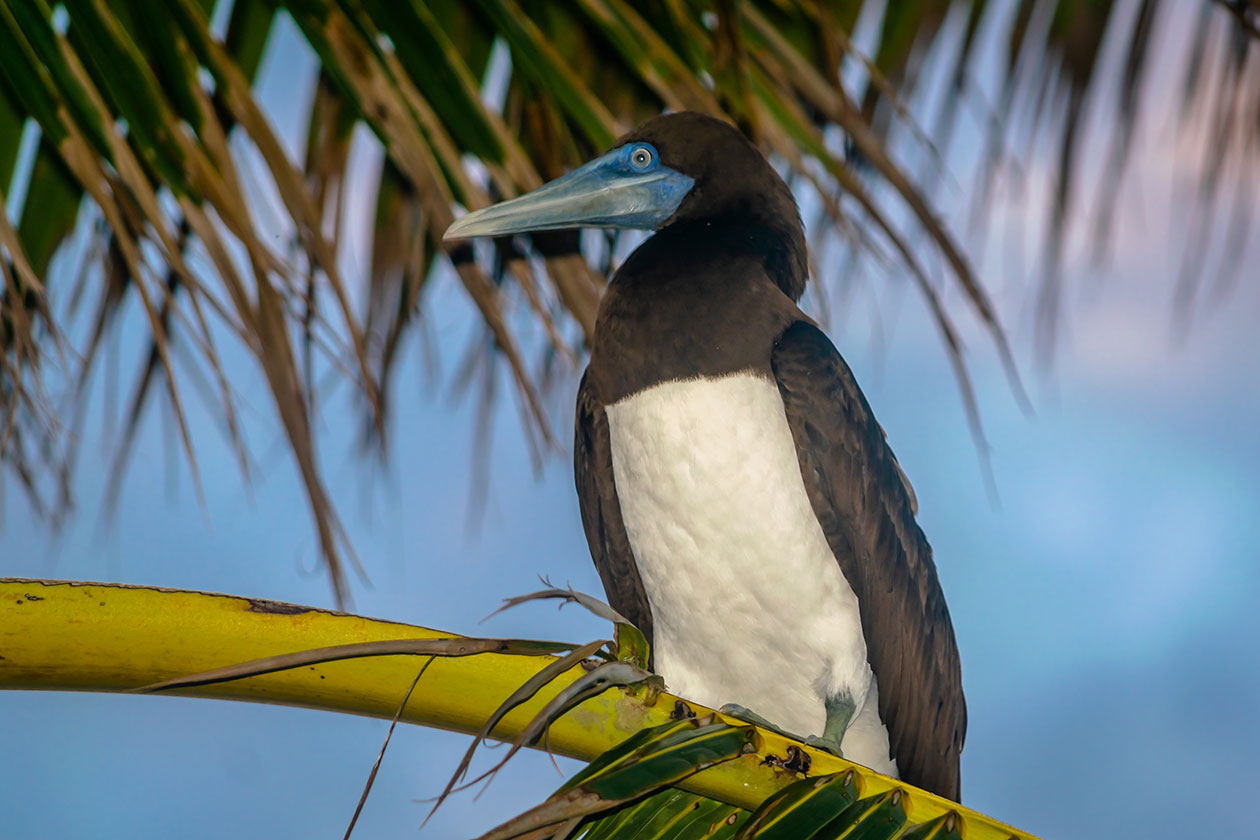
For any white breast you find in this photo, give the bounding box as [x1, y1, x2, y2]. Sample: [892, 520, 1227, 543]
[604, 373, 896, 776]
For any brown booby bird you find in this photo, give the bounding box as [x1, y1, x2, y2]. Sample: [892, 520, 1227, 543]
[445, 112, 966, 800]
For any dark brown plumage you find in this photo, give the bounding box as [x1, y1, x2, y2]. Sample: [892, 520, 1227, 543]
[573, 112, 965, 800]
[771, 321, 966, 800]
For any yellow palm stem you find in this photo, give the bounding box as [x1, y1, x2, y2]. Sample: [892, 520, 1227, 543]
[0, 578, 1033, 839]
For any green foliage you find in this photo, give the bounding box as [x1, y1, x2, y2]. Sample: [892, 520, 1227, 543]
[0, 0, 1256, 607]
[2, 7, 1253, 835]
[490, 723, 1004, 839]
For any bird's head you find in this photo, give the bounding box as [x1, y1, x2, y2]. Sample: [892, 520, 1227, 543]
[443, 111, 799, 240]
[444, 111, 807, 299]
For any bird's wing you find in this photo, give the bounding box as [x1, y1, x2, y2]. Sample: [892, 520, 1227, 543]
[770, 320, 967, 801]
[574, 370, 655, 651]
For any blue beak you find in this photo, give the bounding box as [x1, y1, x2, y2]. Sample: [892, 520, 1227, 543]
[443, 143, 694, 240]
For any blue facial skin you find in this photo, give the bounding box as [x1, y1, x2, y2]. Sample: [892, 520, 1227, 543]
[443, 142, 696, 240]
[570, 142, 696, 229]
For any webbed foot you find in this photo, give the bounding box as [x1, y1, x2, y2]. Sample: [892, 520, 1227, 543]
[720, 693, 857, 760]
[804, 734, 844, 756]
[719, 703, 797, 738]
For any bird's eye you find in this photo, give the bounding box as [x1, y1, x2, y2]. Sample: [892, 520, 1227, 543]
[629, 146, 654, 169]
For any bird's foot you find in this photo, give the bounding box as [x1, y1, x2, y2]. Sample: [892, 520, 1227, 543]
[719, 704, 801, 740]
[721, 704, 820, 773]
[720, 693, 857, 760]
[804, 734, 844, 757]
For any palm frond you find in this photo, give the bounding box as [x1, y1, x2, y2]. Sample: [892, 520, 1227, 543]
[0, 577, 1039, 840]
[2, 0, 1258, 602]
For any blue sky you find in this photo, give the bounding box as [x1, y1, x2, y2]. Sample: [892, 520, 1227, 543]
[3, 5, 1260, 839]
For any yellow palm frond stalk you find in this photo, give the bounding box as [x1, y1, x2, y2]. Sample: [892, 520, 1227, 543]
[0, 577, 1033, 839]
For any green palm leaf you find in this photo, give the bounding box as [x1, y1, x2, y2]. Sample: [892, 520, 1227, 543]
[0, 577, 1038, 840]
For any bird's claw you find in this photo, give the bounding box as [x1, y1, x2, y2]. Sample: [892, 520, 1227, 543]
[719, 703, 847, 759]
[804, 734, 845, 758]
[719, 704, 793, 736]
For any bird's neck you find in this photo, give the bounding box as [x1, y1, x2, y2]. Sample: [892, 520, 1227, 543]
[587, 216, 806, 404]
[633, 212, 808, 301]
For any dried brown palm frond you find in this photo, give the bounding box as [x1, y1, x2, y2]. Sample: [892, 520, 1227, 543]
[1, 0, 1257, 602]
